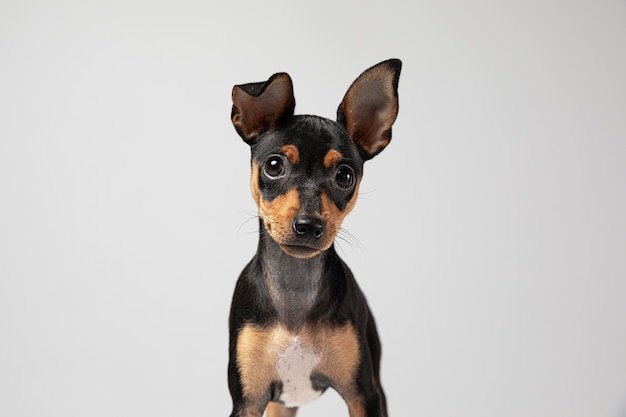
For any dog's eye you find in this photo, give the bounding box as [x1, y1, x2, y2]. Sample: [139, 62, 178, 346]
[264, 155, 285, 179]
[335, 165, 355, 189]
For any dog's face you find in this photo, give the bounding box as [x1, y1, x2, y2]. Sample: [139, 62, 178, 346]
[249, 116, 364, 258]
[231, 60, 401, 258]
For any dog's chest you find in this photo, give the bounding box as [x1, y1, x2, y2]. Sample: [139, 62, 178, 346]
[276, 335, 322, 407]
[236, 323, 361, 408]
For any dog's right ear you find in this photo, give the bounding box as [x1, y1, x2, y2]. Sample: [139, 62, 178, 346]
[231, 73, 295, 144]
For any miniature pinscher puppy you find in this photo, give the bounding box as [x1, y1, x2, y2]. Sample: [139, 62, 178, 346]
[228, 59, 402, 417]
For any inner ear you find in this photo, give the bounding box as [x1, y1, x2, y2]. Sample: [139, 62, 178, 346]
[231, 73, 295, 143]
[337, 59, 401, 159]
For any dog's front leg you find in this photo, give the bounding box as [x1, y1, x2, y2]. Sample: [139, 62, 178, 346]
[341, 391, 386, 417]
[228, 403, 265, 417]
[266, 402, 298, 417]
[227, 358, 269, 417]
[227, 357, 265, 417]
[228, 323, 283, 417]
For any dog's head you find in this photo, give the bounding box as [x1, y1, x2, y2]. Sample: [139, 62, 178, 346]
[231, 59, 401, 258]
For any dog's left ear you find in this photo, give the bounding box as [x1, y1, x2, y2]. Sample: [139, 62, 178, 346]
[337, 59, 402, 160]
[231, 72, 295, 144]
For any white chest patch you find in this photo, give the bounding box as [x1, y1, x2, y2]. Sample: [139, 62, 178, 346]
[276, 336, 322, 407]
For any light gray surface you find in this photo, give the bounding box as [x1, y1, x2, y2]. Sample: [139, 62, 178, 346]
[1, 1, 625, 416]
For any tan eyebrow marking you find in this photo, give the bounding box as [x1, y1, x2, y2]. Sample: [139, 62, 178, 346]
[281, 144, 300, 164]
[323, 149, 343, 169]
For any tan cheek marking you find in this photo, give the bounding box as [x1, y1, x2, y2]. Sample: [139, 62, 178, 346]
[253, 157, 360, 254]
[259, 188, 300, 239]
[252, 162, 301, 239]
[281, 144, 300, 164]
[319, 180, 360, 239]
[323, 149, 343, 169]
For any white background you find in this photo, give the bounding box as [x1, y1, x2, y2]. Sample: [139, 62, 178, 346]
[1, 1, 625, 416]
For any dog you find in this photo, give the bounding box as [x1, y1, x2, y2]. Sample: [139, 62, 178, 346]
[228, 59, 401, 417]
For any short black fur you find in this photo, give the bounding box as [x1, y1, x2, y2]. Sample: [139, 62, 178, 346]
[228, 59, 401, 417]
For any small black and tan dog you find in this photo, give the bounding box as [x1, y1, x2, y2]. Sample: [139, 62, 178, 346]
[228, 59, 401, 417]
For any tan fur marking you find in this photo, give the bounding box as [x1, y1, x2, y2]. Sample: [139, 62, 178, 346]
[266, 402, 298, 417]
[323, 149, 343, 169]
[251, 162, 301, 244]
[236, 323, 362, 410]
[344, 395, 367, 417]
[236, 325, 282, 400]
[281, 144, 300, 164]
[251, 158, 361, 259]
[319, 182, 360, 243]
[259, 188, 300, 241]
[313, 323, 361, 390]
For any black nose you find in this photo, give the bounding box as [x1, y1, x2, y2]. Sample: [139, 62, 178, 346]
[293, 215, 325, 240]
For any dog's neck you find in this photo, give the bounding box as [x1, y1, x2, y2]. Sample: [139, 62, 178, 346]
[257, 223, 330, 330]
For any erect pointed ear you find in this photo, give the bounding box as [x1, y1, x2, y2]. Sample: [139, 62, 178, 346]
[337, 59, 402, 160]
[231, 72, 295, 144]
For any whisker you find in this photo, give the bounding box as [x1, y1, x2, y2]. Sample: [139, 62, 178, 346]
[355, 189, 376, 199]
[258, 210, 277, 225]
[334, 237, 347, 257]
[237, 210, 261, 235]
[240, 209, 258, 217]
[237, 208, 281, 237]
[335, 228, 365, 254]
